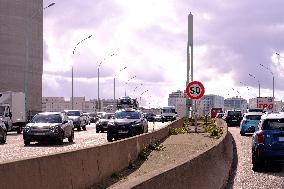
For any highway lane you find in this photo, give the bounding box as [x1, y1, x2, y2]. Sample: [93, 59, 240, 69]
[228, 127, 284, 189]
[0, 121, 168, 164]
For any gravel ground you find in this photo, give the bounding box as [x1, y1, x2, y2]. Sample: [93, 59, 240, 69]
[227, 126, 284, 189]
[0, 122, 168, 164]
[93, 126, 221, 189]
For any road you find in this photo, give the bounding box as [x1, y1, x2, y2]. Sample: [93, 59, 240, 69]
[228, 126, 284, 189]
[0, 122, 168, 164]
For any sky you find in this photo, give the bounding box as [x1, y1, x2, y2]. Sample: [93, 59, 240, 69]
[42, 0, 284, 108]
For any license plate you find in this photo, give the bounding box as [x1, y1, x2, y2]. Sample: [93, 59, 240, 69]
[279, 137, 284, 142]
[118, 130, 128, 134]
[33, 133, 46, 136]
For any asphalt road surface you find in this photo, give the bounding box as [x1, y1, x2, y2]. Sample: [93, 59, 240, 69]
[228, 126, 284, 189]
[0, 122, 168, 164]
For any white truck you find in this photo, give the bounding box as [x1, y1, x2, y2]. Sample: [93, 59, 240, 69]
[0, 91, 26, 133]
[161, 106, 177, 122]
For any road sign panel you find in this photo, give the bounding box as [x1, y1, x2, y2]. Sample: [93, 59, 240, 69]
[186, 81, 205, 100]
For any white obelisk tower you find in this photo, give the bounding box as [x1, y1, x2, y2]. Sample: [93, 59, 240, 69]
[186, 13, 193, 117]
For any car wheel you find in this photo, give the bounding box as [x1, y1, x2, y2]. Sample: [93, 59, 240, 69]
[68, 130, 74, 143]
[16, 127, 22, 134]
[24, 140, 30, 146]
[82, 125, 87, 131]
[240, 131, 245, 136]
[77, 127, 81, 131]
[0, 131, 7, 144]
[96, 130, 99, 133]
[252, 155, 264, 172]
[107, 134, 113, 142]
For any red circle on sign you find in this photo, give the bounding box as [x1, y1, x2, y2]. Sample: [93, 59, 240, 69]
[186, 81, 205, 99]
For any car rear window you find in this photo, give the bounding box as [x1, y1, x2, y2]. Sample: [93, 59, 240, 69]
[228, 111, 241, 116]
[246, 115, 262, 120]
[263, 119, 284, 130]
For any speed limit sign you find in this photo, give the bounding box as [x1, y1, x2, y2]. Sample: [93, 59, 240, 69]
[186, 81, 205, 99]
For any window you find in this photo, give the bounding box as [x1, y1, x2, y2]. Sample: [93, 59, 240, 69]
[263, 119, 284, 130]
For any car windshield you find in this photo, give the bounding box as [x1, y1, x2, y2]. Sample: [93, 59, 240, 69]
[66, 111, 80, 116]
[101, 114, 114, 119]
[31, 114, 62, 123]
[162, 108, 175, 113]
[115, 111, 140, 119]
[228, 111, 241, 116]
[0, 106, 5, 116]
[246, 115, 262, 120]
[263, 119, 284, 130]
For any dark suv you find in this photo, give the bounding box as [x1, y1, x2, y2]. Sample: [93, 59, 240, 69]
[224, 110, 242, 126]
[107, 109, 148, 142]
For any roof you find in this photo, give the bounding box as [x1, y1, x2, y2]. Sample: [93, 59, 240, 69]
[38, 112, 62, 115]
[261, 112, 284, 119]
[243, 112, 264, 116]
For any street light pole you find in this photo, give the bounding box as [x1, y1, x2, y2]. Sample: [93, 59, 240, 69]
[248, 73, 260, 97]
[71, 35, 93, 110]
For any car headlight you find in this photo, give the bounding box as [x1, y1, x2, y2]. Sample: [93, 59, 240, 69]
[24, 126, 30, 132]
[132, 122, 142, 127]
[50, 125, 61, 133]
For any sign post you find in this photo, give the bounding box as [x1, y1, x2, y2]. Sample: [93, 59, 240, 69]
[186, 81, 205, 132]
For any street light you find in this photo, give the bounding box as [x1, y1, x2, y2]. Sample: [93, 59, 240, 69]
[248, 73, 260, 97]
[114, 66, 127, 104]
[259, 63, 274, 99]
[25, 2, 55, 119]
[124, 76, 136, 96]
[72, 34, 93, 109]
[97, 53, 115, 111]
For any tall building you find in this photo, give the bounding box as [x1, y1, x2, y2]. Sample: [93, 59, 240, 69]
[0, 0, 43, 114]
[197, 94, 224, 116]
[224, 96, 248, 113]
[168, 90, 186, 118]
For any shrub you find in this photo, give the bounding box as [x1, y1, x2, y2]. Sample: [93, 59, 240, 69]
[206, 124, 223, 137]
[169, 127, 188, 135]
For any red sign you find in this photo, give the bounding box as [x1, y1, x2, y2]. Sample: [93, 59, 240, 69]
[186, 81, 205, 100]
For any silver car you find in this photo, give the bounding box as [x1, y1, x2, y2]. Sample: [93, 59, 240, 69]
[23, 112, 74, 145]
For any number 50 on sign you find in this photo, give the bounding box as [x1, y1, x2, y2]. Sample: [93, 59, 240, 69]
[185, 81, 205, 100]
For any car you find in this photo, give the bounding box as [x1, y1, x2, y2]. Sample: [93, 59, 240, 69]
[240, 112, 263, 135]
[224, 110, 242, 126]
[107, 108, 148, 142]
[216, 113, 224, 119]
[145, 112, 156, 122]
[154, 115, 164, 122]
[96, 113, 114, 133]
[117, 96, 139, 109]
[252, 112, 284, 171]
[23, 112, 74, 145]
[64, 110, 86, 131]
[82, 112, 91, 125]
[89, 112, 97, 123]
[0, 120, 7, 144]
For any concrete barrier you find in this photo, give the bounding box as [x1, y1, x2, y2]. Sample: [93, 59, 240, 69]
[113, 121, 234, 189]
[0, 118, 184, 189]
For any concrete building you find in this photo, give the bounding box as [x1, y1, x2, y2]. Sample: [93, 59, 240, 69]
[0, 1, 43, 115]
[168, 90, 187, 118]
[42, 97, 96, 112]
[197, 95, 224, 116]
[224, 96, 248, 113]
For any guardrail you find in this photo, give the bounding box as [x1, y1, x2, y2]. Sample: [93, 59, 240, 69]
[0, 119, 184, 189]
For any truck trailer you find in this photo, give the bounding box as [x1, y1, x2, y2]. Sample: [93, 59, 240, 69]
[0, 91, 26, 133]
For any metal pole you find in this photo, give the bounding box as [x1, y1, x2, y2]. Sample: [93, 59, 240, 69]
[114, 77, 116, 109]
[98, 68, 100, 111]
[72, 66, 74, 109]
[273, 76, 274, 99]
[258, 82, 260, 97]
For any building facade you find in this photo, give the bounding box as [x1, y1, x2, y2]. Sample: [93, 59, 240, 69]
[197, 95, 224, 116]
[224, 96, 248, 113]
[0, 0, 43, 114]
[168, 90, 186, 118]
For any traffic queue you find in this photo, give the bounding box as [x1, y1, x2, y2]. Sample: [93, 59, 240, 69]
[216, 108, 284, 171]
